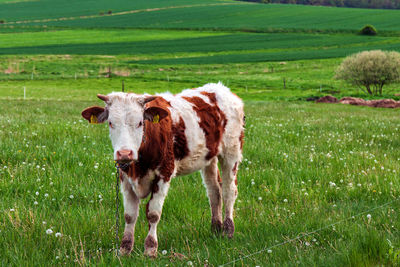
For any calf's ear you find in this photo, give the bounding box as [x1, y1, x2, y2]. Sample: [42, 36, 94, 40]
[143, 106, 168, 123]
[81, 106, 108, 124]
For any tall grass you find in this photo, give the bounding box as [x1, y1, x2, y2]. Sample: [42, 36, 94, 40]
[1, 96, 399, 266]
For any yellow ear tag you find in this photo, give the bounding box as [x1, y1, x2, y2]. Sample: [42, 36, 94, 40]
[152, 114, 160, 124]
[90, 115, 98, 124]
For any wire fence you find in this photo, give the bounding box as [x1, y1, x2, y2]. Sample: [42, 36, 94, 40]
[219, 197, 400, 266]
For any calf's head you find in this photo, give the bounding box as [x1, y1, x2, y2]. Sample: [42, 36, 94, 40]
[81, 93, 168, 163]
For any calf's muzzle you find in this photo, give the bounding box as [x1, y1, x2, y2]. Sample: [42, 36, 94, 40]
[116, 149, 134, 163]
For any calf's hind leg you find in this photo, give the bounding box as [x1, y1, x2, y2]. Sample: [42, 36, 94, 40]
[201, 157, 223, 233]
[220, 156, 240, 238]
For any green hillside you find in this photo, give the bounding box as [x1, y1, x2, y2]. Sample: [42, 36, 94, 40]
[1, 0, 400, 33]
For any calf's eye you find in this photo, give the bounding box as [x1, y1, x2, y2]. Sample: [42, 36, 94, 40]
[109, 121, 113, 128]
[138, 121, 143, 128]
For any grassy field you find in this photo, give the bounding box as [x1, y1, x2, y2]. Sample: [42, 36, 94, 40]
[2, 0, 400, 33]
[1, 94, 400, 266]
[1, 0, 400, 265]
[1, 28, 400, 64]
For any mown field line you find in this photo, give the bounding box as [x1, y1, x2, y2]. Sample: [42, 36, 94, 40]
[219, 197, 400, 266]
[2, 2, 242, 25]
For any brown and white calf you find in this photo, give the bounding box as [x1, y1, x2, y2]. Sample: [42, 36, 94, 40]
[81, 83, 244, 257]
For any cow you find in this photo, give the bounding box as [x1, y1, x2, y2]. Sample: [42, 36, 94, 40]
[81, 83, 245, 257]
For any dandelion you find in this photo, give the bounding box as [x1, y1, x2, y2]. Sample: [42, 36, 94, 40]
[162, 250, 167, 255]
[258, 197, 262, 201]
[55, 232, 62, 238]
[34, 201, 38, 205]
[78, 162, 83, 167]
[305, 242, 310, 246]
[283, 199, 288, 203]
[94, 165, 98, 169]
[98, 195, 102, 199]
[56, 256, 59, 260]
[35, 191, 39, 196]
[44, 193, 49, 198]
[187, 261, 193, 266]
[367, 214, 371, 220]
[267, 249, 272, 253]
[69, 195, 74, 199]
[46, 229, 53, 235]
[43, 221, 46, 225]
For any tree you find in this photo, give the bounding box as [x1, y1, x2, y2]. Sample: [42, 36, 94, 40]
[335, 50, 400, 95]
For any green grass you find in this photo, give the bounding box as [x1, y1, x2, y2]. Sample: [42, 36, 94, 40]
[1, 0, 400, 265]
[2, 1, 399, 34]
[1, 96, 400, 266]
[1, 56, 400, 101]
[0, 0, 225, 22]
[1, 29, 399, 63]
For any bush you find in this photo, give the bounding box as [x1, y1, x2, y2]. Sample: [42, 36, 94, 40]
[0, 20, 5, 24]
[359, 25, 377, 36]
[335, 50, 400, 95]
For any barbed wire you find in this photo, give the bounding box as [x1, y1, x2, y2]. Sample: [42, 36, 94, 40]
[219, 197, 400, 266]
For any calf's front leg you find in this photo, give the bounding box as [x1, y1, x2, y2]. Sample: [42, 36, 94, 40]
[144, 178, 170, 257]
[119, 174, 140, 255]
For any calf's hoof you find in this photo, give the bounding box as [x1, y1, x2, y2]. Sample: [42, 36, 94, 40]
[144, 235, 158, 258]
[119, 234, 134, 255]
[211, 218, 223, 234]
[223, 218, 235, 239]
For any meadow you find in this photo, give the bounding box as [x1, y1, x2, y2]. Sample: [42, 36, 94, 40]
[1, 94, 400, 266]
[1, 0, 400, 266]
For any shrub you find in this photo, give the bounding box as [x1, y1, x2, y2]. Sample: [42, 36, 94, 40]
[0, 20, 5, 24]
[335, 50, 400, 95]
[359, 24, 377, 36]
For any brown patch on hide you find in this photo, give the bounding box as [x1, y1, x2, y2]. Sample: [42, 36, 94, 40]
[232, 162, 238, 176]
[120, 232, 133, 254]
[122, 96, 174, 182]
[183, 93, 227, 160]
[223, 218, 235, 238]
[124, 213, 132, 224]
[147, 212, 159, 224]
[145, 235, 158, 249]
[239, 130, 244, 151]
[172, 117, 189, 160]
[119, 170, 124, 182]
[211, 218, 223, 234]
